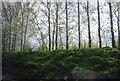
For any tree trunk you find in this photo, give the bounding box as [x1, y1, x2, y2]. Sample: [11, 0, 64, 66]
[55, 2, 58, 50]
[20, 7, 24, 51]
[23, 17, 28, 51]
[87, 0, 91, 48]
[118, 2, 120, 49]
[97, 0, 102, 48]
[78, 2, 81, 48]
[13, 29, 17, 51]
[52, 17, 55, 50]
[66, 2, 69, 49]
[8, 12, 12, 52]
[23, 3, 29, 51]
[2, 26, 6, 53]
[108, 2, 116, 48]
[47, 2, 51, 51]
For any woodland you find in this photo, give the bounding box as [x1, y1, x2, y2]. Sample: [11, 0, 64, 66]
[1, 0, 120, 80]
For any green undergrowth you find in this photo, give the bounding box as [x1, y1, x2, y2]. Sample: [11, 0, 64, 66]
[2, 48, 120, 79]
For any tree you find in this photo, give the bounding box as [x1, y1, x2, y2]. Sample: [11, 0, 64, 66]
[52, 16, 55, 50]
[2, 2, 20, 52]
[23, 2, 30, 51]
[2, 2, 7, 53]
[87, 0, 91, 48]
[8, 7, 12, 52]
[66, 2, 69, 49]
[20, 3, 24, 51]
[78, 1, 81, 48]
[2, 2, 36, 52]
[108, 1, 116, 48]
[55, 2, 59, 50]
[47, 2, 51, 51]
[117, 2, 120, 49]
[97, 0, 102, 48]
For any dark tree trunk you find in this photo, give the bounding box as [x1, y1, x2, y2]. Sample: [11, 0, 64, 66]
[55, 2, 58, 50]
[47, 2, 51, 51]
[8, 12, 12, 52]
[87, 0, 91, 48]
[97, 0, 102, 48]
[66, 2, 69, 49]
[78, 2, 81, 48]
[118, 2, 120, 49]
[20, 8, 24, 51]
[108, 2, 116, 48]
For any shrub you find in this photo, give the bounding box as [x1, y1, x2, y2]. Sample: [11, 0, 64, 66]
[2, 48, 120, 79]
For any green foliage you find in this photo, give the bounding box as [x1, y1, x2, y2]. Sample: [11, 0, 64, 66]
[3, 48, 120, 79]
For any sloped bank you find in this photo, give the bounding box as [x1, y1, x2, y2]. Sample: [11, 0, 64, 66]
[2, 48, 120, 80]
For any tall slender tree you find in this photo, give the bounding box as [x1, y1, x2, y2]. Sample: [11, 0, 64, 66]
[47, 2, 51, 51]
[66, 2, 69, 49]
[55, 2, 58, 50]
[87, 0, 91, 48]
[20, 3, 24, 51]
[108, 1, 115, 48]
[97, 0, 102, 48]
[23, 2, 30, 51]
[2, 3, 7, 53]
[78, 1, 81, 48]
[52, 17, 55, 50]
[118, 2, 120, 49]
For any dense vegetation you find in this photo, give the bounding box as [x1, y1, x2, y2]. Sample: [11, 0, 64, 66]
[2, 1, 120, 80]
[3, 48, 120, 80]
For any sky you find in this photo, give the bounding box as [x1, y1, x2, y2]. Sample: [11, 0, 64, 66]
[1, 0, 120, 2]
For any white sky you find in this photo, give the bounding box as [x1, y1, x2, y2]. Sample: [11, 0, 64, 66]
[1, 0, 120, 2]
